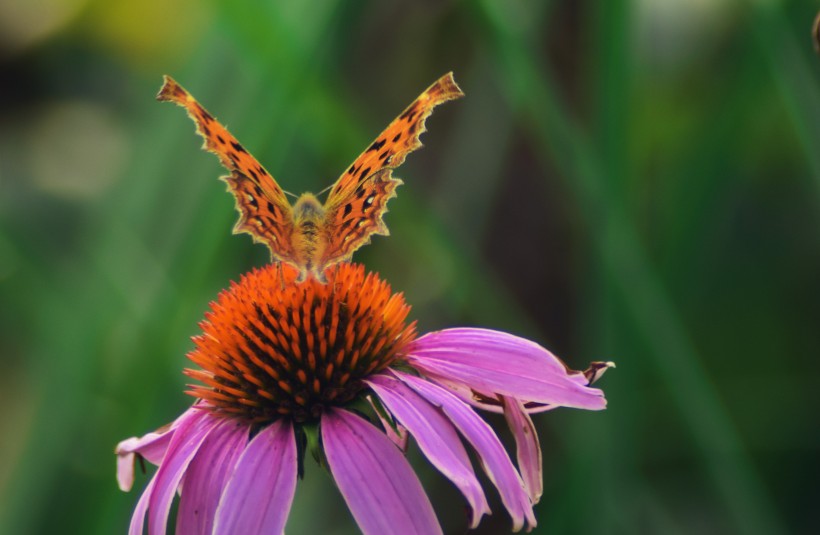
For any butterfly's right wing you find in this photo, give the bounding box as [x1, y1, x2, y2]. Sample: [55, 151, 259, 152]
[157, 76, 296, 263]
[318, 73, 464, 270]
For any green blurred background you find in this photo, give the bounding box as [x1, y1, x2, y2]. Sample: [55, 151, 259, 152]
[1, 0, 818, 533]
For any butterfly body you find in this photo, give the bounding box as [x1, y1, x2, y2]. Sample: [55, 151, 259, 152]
[291, 193, 327, 281]
[158, 73, 463, 281]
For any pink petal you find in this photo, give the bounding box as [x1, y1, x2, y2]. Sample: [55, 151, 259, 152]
[116, 404, 208, 492]
[129, 478, 154, 535]
[407, 328, 606, 410]
[367, 375, 491, 528]
[116, 421, 185, 492]
[116, 431, 172, 492]
[422, 376, 561, 415]
[502, 396, 543, 504]
[419, 375, 510, 413]
[395, 371, 536, 532]
[147, 409, 219, 535]
[124, 408, 207, 535]
[322, 408, 442, 535]
[176, 419, 249, 535]
[214, 420, 297, 535]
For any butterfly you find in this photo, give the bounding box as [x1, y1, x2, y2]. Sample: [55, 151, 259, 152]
[157, 73, 464, 282]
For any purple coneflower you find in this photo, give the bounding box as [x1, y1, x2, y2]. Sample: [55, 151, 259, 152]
[116, 263, 612, 534]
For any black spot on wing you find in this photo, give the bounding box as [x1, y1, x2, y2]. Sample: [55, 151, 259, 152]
[340, 218, 356, 232]
[368, 139, 386, 152]
[399, 106, 417, 121]
[231, 141, 247, 153]
[194, 104, 214, 122]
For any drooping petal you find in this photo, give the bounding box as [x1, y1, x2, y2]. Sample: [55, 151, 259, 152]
[322, 408, 442, 535]
[129, 478, 154, 535]
[116, 411, 193, 492]
[147, 409, 219, 535]
[116, 431, 172, 492]
[176, 419, 249, 535]
[214, 419, 297, 535]
[407, 328, 606, 410]
[502, 396, 543, 504]
[366, 394, 409, 451]
[125, 407, 208, 535]
[367, 375, 491, 528]
[395, 371, 536, 532]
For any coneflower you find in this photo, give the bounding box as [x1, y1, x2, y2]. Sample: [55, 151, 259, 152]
[116, 262, 612, 534]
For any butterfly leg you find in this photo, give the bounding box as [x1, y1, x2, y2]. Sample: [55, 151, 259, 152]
[277, 262, 286, 291]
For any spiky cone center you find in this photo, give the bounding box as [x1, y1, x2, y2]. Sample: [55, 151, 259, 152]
[185, 263, 416, 423]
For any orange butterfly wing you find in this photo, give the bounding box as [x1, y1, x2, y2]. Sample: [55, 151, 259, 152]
[319, 72, 464, 269]
[157, 76, 296, 263]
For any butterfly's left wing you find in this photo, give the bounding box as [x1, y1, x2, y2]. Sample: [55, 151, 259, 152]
[157, 76, 297, 264]
[318, 73, 464, 270]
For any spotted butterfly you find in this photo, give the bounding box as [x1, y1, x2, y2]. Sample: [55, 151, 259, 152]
[158, 74, 463, 282]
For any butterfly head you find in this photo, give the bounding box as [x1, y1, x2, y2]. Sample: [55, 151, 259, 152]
[293, 193, 325, 221]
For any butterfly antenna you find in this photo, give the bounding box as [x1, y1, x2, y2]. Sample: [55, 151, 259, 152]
[283, 189, 298, 200]
[316, 183, 334, 198]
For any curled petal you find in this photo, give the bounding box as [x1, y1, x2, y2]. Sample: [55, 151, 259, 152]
[407, 328, 606, 410]
[117, 432, 171, 493]
[214, 420, 297, 535]
[583, 361, 616, 385]
[502, 396, 542, 504]
[394, 371, 536, 532]
[176, 419, 249, 535]
[116, 404, 207, 492]
[367, 375, 491, 528]
[322, 408, 442, 535]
